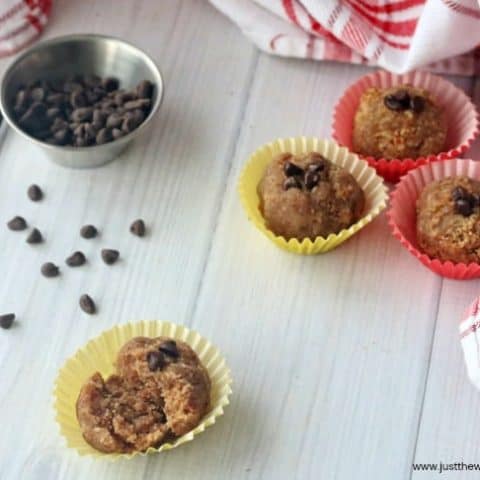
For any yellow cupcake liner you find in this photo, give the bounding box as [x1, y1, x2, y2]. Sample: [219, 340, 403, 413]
[238, 137, 388, 255]
[53, 321, 232, 460]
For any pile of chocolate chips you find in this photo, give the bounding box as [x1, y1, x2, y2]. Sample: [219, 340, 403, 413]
[452, 186, 480, 217]
[283, 155, 329, 191]
[12, 75, 154, 146]
[146, 340, 180, 371]
[384, 89, 425, 113]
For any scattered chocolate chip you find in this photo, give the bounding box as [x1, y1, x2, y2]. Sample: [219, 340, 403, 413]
[101, 249, 119, 265]
[130, 219, 146, 237]
[66, 251, 86, 267]
[0, 313, 15, 330]
[26, 228, 43, 244]
[284, 161, 303, 177]
[7, 216, 27, 231]
[41, 262, 59, 278]
[80, 225, 98, 239]
[283, 176, 302, 190]
[159, 340, 179, 358]
[455, 198, 473, 217]
[27, 184, 43, 201]
[147, 350, 165, 371]
[304, 171, 320, 190]
[410, 95, 425, 114]
[79, 294, 96, 314]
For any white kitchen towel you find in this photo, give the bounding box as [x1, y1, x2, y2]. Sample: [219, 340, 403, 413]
[210, 0, 480, 75]
[0, 0, 51, 58]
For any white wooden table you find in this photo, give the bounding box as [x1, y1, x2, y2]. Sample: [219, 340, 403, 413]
[1, 2, 479, 479]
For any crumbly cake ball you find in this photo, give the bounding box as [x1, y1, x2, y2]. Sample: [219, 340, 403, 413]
[416, 176, 480, 264]
[258, 152, 365, 240]
[76, 373, 169, 453]
[353, 85, 447, 159]
[116, 337, 211, 437]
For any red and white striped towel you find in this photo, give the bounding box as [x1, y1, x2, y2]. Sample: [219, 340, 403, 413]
[0, 0, 51, 58]
[210, 0, 480, 75]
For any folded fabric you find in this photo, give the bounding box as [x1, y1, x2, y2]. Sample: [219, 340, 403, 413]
[0, 0, 51, 58]
[210, 0, 480, 75]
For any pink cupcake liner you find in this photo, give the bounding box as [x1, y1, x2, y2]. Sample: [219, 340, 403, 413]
[387, 158, 480, 280]
[332, 70, 479, 183]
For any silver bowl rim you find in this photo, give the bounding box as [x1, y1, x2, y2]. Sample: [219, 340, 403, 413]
[0, 33, 164, 153]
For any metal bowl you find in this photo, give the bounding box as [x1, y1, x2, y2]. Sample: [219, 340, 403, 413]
[0, 34, 164, 168]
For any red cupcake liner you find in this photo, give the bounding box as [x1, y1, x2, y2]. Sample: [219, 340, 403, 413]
[332, 70, 480, 183]
[387, 158, 480, 280]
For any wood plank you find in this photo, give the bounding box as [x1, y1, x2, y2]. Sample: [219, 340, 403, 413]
[412, 76, 480, 480]
[179, 57, 463, 479]
[0, 1, 257, 479]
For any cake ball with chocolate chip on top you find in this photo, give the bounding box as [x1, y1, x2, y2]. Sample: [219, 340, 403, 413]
[416, 176, 480, 264]
[258, 152, 365, 241]
[352, 85, 447, 159]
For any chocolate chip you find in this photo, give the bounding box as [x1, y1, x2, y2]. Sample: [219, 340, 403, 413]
[96, 128, 112, 145]
[130, 219, 146, 237]
[102, 77, 119, 92]
[304, 171, 320, 190]
[410, 95, 425, 113]
[92, 109, 107, 127]
[46, 92, 66, 106]
[30, 87, 45, 102]
[63, 80, 83, 93]
[101, 249, 119, 265]
[106, 113, 123, 129]
[19, 102, 48, 131]
[122, 110, 145, 133]
[306, 162, 325, 173]
[83, 74, 101, 88]
[71, 107, 93, 123]
[284, 161, 303, 177]
[384, 95, 406, 111]
[53, 128, 71, 145]
[392, 89, 410, 104]
[147, 351, 165, 371]
[283, 177, 302, 190]
[472, 194, 480, 207]
[26, 228, 43, 244]
[7, 216, 27, 231]
[114, 91, 135, 106]
[27, 184, 43, 201]
[70, 90, 87, 108]
[0, 313, 15, 330]
[41, 262, 59, 278]
[136, 80, 154, 99]
[66, 251, 86, 267]
[455, 198, 473, 216]
[452, 186, 468, 201]
[159, 340, 179, 358]
[50, 117, 68, 133]
[123, 99, 151, 111]
[46, 107, 61, 119]
[111, 128, 124, 140]
[15, 89, 28, 108]
[80, 224, 98, 239]
[79, 294, 96, 314]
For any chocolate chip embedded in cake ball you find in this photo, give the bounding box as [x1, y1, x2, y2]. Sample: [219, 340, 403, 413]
[417, 176, 480, 264]
[353, 85, 447, 159]
[258, 152, 365, 241]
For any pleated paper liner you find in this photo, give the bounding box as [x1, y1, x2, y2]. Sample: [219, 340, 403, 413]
[388, 158, 480, 280]
[238, 137, 388, 255]
[332, 70, 479, 183]
[53, 321, 232, 459]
